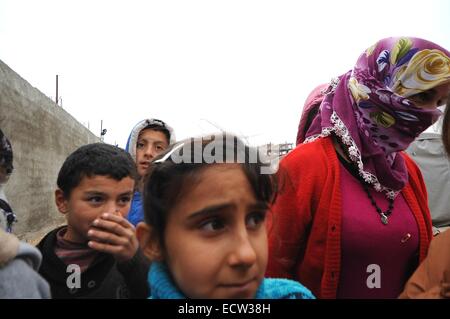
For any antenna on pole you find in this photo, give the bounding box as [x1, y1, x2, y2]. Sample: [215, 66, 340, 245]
[100, 120, 107, 141]
[55, 75, 59, 106]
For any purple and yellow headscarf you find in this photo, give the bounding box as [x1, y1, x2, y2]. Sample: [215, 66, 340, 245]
[304, 37, 450, 198]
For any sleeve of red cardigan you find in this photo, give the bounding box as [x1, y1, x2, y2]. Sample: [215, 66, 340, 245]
[402, 152, 433, 240]
[266, 155, 311, 280]
[402, 152, 429, 206]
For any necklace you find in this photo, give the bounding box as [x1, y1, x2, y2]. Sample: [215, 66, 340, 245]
[358, 178, 394, 225]
[334, 138, 394, 225]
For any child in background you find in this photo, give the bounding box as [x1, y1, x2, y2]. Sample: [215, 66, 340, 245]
[0, 128, 50, 298]
[136, 134, 314, 299]
[37, 143, 150, 298]
[0, 128, 17, 232]
[125, 118, 175, 226]
[0, 227, 51, 298]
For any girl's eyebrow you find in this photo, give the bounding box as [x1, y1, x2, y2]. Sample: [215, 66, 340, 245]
[248, 202, 269, 211]
[186, 201, 268, 220]
[187, 204, 234, 220]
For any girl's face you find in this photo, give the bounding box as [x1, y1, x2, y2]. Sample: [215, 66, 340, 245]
[158, 164, 268, 298]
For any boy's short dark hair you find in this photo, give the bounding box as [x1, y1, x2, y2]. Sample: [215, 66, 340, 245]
[57, 143, 137, 198]
[143, 124, 171, 145]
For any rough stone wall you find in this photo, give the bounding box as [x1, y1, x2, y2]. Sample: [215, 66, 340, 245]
[0, 59, 100, 243]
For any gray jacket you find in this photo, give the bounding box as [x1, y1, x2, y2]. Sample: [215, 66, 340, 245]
[0, 229, 51, 298]
[406, 132, 450, 228]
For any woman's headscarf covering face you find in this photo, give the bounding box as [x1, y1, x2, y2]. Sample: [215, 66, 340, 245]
[305, 37, 450, 197]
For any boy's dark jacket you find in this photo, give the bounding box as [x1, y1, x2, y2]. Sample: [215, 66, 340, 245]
[37, 226, 150, 299]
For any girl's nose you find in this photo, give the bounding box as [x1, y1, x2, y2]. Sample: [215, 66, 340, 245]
[227, 230, 257, 268]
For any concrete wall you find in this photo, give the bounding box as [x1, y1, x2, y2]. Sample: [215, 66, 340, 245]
[0, 59, 100, 243]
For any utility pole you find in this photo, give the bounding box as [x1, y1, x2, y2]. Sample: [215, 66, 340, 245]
[100, 120, 107, 141]
[55, 75, 59, 106]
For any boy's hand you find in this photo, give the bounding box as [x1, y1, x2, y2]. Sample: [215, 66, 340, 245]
[87, 213, 139, 262]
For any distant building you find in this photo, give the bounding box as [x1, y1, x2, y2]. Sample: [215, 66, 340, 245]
[278, 142, 294, 156]
[259, 142, 294, 157]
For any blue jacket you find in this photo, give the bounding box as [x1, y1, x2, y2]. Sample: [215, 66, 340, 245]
[147, 262, 315, 299]
[127, 191, 143, 227]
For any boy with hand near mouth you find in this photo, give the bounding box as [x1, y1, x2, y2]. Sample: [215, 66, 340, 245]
[37, 143, 150, 298]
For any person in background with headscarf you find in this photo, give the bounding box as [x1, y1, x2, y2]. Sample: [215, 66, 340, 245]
[0, 128, 17, 233]
[266, 37, 450, 299]
[125, 119, 175, 226]
[296, 83, 328, 146]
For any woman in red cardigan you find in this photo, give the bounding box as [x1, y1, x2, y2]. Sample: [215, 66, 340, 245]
[267, 37, 450, 299]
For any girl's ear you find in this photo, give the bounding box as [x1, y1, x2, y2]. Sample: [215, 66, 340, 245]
[55, 189, 69, 215]
[136, 222, 164, 261]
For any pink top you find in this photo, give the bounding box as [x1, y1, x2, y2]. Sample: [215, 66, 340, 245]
[336, 160, 420, 298]
[55, 227, 98, 273]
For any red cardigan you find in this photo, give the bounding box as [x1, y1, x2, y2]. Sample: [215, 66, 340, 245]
[266, 136, 432, 299]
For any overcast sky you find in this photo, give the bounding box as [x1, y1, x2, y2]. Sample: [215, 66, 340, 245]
[1, 0, 449, 146]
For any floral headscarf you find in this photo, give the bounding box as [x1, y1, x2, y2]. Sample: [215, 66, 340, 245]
[304, 37, 450, 198]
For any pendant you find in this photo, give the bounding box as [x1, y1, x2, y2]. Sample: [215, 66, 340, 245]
[381, 213, 388, 225]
